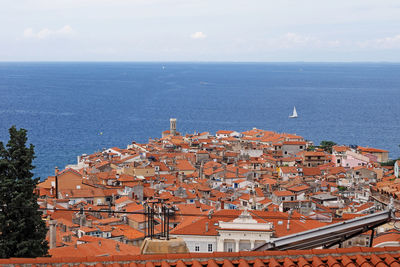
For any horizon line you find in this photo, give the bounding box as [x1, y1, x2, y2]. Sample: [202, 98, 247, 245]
[1, 60, 400, 64]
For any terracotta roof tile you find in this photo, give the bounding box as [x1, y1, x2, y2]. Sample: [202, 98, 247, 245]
[269, 258, 281, 267]
[207, 259, 218, 267]
[2, 244, 400, 267]
[341, 255, 356, 267]
[296, 257, 311, 267]
[192, 260, 202, 267]
[253, 258, 266, 267]
[237, 258, 250, 267]
[369, 254, 386, 267]
[283, 257, 295, 267]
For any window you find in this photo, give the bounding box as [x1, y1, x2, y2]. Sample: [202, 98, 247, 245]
[208, 244, 213, 252]
[228, 248, 233, 252]
[195, 245, 200, 252]
[299, 146, 303, 149]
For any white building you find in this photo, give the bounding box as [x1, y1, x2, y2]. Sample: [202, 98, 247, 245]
[171, 210, 273, 253]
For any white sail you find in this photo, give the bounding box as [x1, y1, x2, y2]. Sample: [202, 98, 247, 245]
[289, 106, 298, 118]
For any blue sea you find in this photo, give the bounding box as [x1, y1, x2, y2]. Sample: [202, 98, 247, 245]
[0, 62, 399, 179]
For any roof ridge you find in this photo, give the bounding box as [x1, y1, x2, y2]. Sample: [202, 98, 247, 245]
[1, 247, 400, 265]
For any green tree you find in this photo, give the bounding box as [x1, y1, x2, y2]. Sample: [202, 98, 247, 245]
[0, 126, 48, 258]
[306, 145, 315, 151]
[319, 140, 337, 153]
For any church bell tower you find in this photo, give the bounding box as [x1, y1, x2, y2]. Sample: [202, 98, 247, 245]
[170, 118, 177, 136]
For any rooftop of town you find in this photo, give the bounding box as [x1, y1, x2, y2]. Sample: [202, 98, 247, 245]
[33, 119, 400, 260]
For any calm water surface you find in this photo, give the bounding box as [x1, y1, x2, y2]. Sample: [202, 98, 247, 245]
[0, 62, 399, 179]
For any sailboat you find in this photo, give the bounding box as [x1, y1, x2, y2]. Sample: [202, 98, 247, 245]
[289, 106, 298, 118]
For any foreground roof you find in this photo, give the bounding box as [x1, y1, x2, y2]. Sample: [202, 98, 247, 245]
[1, 247, 399, 266]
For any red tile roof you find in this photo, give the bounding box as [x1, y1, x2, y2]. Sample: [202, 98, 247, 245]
[2, 247, 400, 266]
[283, 141, 306, 145]
[49, 236, 140, 257]
[273, 190, 295, 197]
[358, 146, 389, 153]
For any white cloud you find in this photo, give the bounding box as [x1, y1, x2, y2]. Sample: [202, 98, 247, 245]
[359, 34, 400, 49]
[190, 32, 206, 40]
[23, 28, 35, 38]
[23, 25, 75, 39]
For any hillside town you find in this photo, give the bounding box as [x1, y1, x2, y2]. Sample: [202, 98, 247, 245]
[34, 119, 400, 258]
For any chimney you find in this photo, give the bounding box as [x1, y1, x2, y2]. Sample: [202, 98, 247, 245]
[116, 243, 120, 251]
[98, 241, 102, 246]
[49, 220, 57, 249]
[223, 164, 227, 178]
[43, 197, 48, 215]
[208, 210, 213, 219]
[205, 222, 209, 232]
[199, 161, 204, 178]
[79, 215, 86, 227]
[287, 210, 292, 231]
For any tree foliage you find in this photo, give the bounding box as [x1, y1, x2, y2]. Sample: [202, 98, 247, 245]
[381, 159, 398, 166]
[0, 126, 48, 258]
[306, 145, 315, 151]
[319, 140, 337, 153]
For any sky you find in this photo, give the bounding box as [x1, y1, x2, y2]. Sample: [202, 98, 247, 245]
[1, 0, 400, 61]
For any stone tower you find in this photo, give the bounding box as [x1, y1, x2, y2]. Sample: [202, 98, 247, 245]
[170, 118, 177, 136]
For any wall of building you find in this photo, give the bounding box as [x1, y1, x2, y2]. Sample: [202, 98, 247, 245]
[171, 235, 217, 253]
